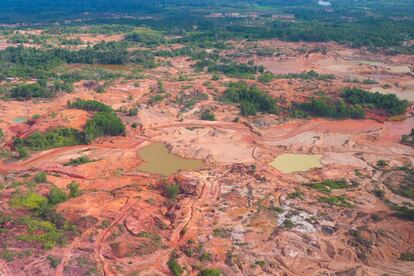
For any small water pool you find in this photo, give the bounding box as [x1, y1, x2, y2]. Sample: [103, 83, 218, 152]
[137, 143, 204, 176]
[270, 153, 323, 173]
[14, 117, 27, 123]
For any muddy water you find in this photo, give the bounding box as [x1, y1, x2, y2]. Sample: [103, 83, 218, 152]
[270, 153, 323, 173]
[137, 143, 204, 176]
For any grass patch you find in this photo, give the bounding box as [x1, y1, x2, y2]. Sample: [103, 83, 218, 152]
[310, 179, 348, 194]
[318, 196, 352, 207]
[64, 155, 95, 166]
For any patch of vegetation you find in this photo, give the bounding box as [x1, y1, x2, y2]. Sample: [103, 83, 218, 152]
[310, 179, 348, 194]
[124, 28, 165, 46]
[137, 231, 161, 242]
[282, 219, 295, 228]
[18, 216, 66, 250]
[318, 196, 352, 207]
[373, 189, 385, 199]
[287, 190, 304, 200]
[47, 187, 68, 205]
[195, 58, 263, 79]
[48, 255, 61, 268]
[34, 172, 48, 183]
[401, 128, 414, 147]
[200, 110, 215, 121]
[259, 70, 335, 83]
[67, 98, 112, 112]
[67, 181, 80, 197]
[222, 82, 277, 116]
[64, 155, 95, 166]
[11, 192, 47, 210]
[84, 111, 125, 143]
[167, 258, 183, 276]
[14, 128, 84, 151]
[163, 182, 180, 201]
[342, 87, 409, 115]
[399, 252, 414, 261]
[212, 227, 231, 238]
[198, 268, 222, 276]
[296, 97, 365, 119]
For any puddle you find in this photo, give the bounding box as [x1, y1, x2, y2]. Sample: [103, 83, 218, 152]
[137, 143, 204, 176]
[13, 117, 27, 123]
[270, 153, 322, 173]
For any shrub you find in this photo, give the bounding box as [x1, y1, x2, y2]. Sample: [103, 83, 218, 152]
[16, 146, 29, 159]
[9, 83, 53, 100]
[373, 189, 385, 199]
[298, 97, 365, 119]
[67, 182, 80, 197]
[164, 183, 180, 200]
[342, 87, 409, 115]
[200, 110, 215, 121]
[47, 187, 68, 205]
[18, 217, 64, 250]
[310, 179, 348, 194]
[48, 255, 61, 268]
[128, 107, 138, 116]
[282, 219, 295, 228]
[167, 258, 183, 276]
[399, 252, 414, 261]
[64, 155, 94, 166]
[11, 192, 47, 210]
[68, 98, 112, 112]
[17, 128, 84, 151]
[198, 268, 222, 276]
[318, 196, 352, 207]
[287, 191, 304, 200]
[84, 111, 125, 143]
[222, 82, 277, 116]
[34, 172, 47, 183]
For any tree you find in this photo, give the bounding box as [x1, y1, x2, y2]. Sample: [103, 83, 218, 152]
[67, 182, 80, 197]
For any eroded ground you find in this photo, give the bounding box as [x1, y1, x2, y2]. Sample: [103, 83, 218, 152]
[0, 39, 413, 276]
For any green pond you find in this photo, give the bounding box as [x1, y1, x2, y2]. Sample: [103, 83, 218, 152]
[14, 117, 27, 123]
[270, 153, 323, 173]
[137, 143, 204, 176]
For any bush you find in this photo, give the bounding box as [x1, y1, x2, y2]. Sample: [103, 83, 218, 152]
[298, 97, 365, 119]
[16, 128, 84, 151]
[9, 83, 53, 100]
[310, 179, 348, 194]
[67, 182, 80, 197]
[128, 107, 139, 116]
[400, 252, 414, 261]
[84, 111, 125, 143]
[48, 255, 61, 268]
[47, 187, 68, 205]
[222, 82, 277, 116]
[164, 183, 180, 200]
[318, 196, 352, 207]
[16, 146, 29, 159]
[200, 110, 215, 121]
[68, 98, 112, 112]
[11, 192, 47, 210]
[342, 87, 409, 115]
[64, 155, 94, 166]
[167, 258, 183, 276]
[34, 172, 47, 183]
[198, 268, 222, 276]
[373, 189, 385, 199]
